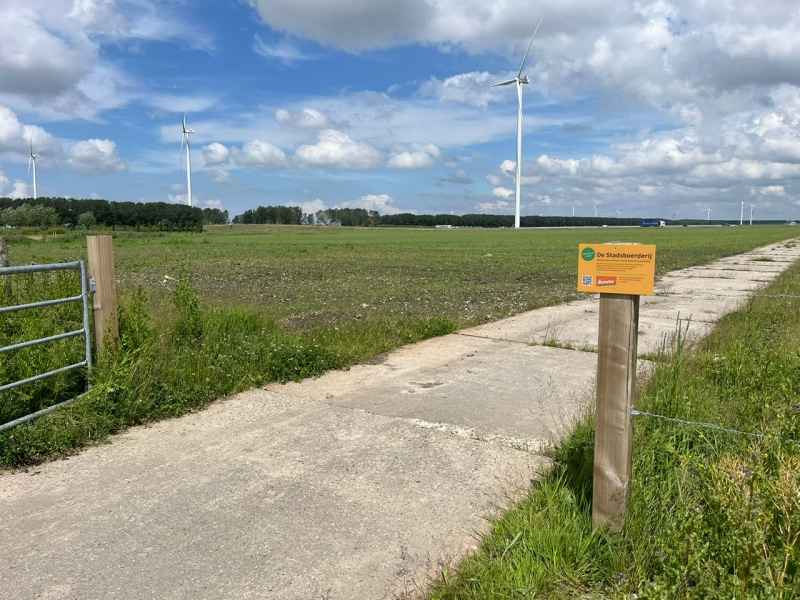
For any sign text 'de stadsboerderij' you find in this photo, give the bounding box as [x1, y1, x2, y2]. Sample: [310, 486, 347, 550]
[577, 243, 656, 296]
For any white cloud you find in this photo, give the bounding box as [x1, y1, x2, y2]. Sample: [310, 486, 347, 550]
[275, 108, 331, 129]
[253, 36, 315, 64]
[386, 151, 434, 170]
[8, 180, 31, 199]
[341, 193, 404, 214]
[232, 139, 287, 168]
[201, 142, 230, 166]
[207, 169, 234, 184]
[0, 1, 213, 117]
[754, 185, 787, 196]
[204, 199, 222, 208]
[293, 198, 327, 214]
[492, 187, 514, 199]
[295, 129, 383, 170]
[67, 139, 128, 173]
[478, 199, 510, 212]
[0, 105, 63, 159]
[0, 168, 30, 199]
[419, 71, 516, 109]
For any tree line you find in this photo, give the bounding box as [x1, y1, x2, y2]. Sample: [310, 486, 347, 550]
[0, 197, 229, 230]
[233, 206, 381, 227]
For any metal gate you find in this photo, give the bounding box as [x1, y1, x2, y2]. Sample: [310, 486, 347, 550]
[0, 261, 93, 432]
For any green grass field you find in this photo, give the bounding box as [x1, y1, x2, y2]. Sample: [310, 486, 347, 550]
[7, 225, 798, 329]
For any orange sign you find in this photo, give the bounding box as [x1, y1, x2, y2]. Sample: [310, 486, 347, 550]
[577, 244, 656, 295]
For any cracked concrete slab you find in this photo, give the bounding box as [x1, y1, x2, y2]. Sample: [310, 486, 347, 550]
[271, 336, 599, 442]
[0, 390, 542, 600]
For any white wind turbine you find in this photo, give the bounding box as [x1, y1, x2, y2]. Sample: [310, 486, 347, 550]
[594, 203, 598, 218]
[749, 204, 754, 226]
[492, 15, 545, 229]
[706, 207, 711, 221]
[28, 139, 39, 199]
[180, 113, 194, 207]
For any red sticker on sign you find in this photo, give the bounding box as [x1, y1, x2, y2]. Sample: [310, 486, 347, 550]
[596, 276, 618, 286]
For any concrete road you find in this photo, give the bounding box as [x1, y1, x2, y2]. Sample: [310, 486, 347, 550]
[1, 238, 798, 600]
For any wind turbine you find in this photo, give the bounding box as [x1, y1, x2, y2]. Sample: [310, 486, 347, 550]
[750, 204, 754, 226]
[594, 203, 598, 218]
[706, 207, 711, 221]
[28, 139, 39, 199]
[740, 201, 744, 226]
[491, 15, 545, 229]
[572, 207, 575, 217]
[180, 113, 194, 207]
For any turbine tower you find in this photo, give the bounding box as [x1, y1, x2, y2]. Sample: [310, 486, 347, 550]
[180, 114, 195, 207]
[594, 203, 598, 218]
[28, 140, 39, 199]
[706, 207, 711, 221]
[491, 15, 545, 229]
[750, 204, 754, 226]
[740, 201, 744, 226]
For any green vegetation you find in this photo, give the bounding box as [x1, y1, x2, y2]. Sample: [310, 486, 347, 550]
[429, 259, 800, 599]
[1, 225, 796, 470]
[0, 271, 454, 468]
[8, 225, 796, 329]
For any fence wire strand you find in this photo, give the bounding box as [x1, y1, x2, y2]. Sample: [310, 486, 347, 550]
[631, 409, 800, 445]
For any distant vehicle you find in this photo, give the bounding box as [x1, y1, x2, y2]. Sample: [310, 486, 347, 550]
[641, 220, 666, 227]
[789, 221, 797, 226]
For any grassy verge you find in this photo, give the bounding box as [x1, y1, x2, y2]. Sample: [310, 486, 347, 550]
[429, 263, 800, 599]
[0, 274, 455, 469]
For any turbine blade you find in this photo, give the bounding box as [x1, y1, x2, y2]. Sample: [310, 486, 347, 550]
[180, 135, 185, 170]
[491, 79, 517, 87]
[518, 14, 546, 78]
[182, 112, 187, 132]
[28, 156, 32, 176]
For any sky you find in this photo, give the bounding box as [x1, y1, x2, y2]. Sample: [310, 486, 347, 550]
[1, 0, 800, 221]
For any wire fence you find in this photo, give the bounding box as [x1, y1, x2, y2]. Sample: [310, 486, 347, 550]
[631, 408, 800, 445]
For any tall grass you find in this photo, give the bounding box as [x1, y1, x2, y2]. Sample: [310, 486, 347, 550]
[430, 264, 800, 599]
[0, 274, 456, 468]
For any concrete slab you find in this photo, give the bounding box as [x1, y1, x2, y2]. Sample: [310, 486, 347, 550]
[0, 390, 542, 600]
[272, 336, 599, 442]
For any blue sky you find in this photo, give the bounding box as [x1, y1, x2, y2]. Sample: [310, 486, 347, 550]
[1, 0, 800, 221]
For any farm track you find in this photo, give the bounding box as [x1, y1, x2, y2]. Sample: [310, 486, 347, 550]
[1, 238, 799, 600]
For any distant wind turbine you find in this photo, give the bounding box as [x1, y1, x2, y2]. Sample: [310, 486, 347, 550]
[28, 139, 39, 199]
[572, 207, 575, 217]
[750, 204, 754, 226]
[706, 207, 711, 221]
[491, 15, 545, 229]
[740, 201, 744, 226]
[180, 113, 194, 207]
[594, 203, 598, 218]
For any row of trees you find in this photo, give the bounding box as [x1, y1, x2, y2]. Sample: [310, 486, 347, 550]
[0, 197, 228, 230]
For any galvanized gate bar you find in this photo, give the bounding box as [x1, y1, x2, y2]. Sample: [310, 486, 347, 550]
[0, 361, 88, 394]
[1, 260, 93, 430]
[0, 329, 85, 354]
[0, 294, 83, 315]
[0, 394, 85, 433]
[0, 261, 82, 275]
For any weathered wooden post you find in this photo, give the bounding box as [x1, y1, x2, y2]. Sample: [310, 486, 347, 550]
[577, 243, 656, 533]
[593, 293, 639, 532]
[86, 236, 118, 356]
[0, 236, 8, 268]
[1, 236, 10, 296]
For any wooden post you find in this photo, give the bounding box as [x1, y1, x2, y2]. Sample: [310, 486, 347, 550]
[86, 236, 118, 356]
[0, 236, 8, 268]
[1, 236, 10, 297]
[592, 293, 639, 533]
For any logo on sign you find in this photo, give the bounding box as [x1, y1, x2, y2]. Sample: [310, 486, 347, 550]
[581, 247, 596, 261]
[596, 276, 617, 286]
